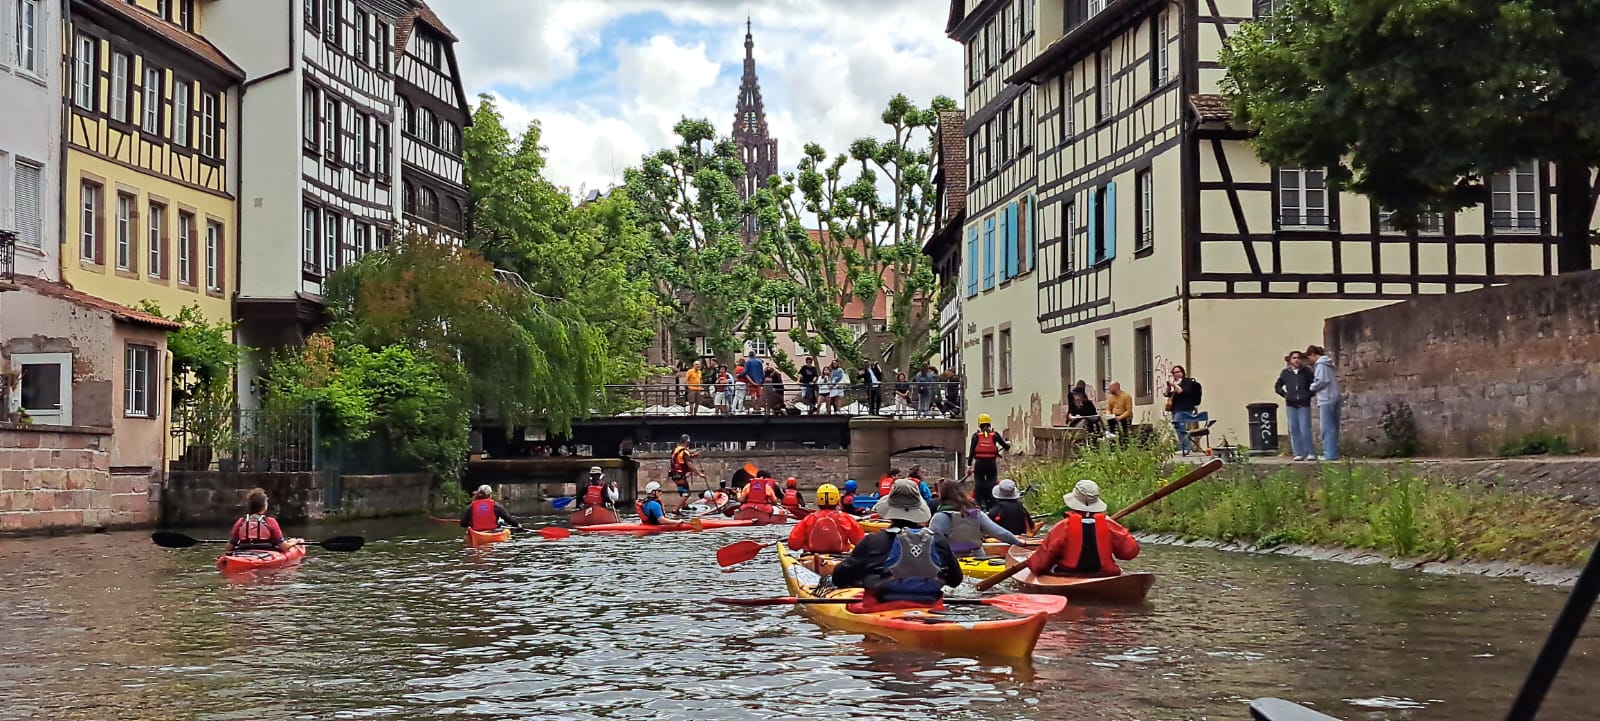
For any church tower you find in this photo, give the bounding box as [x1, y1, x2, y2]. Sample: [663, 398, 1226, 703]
[732, 20, 778, 203]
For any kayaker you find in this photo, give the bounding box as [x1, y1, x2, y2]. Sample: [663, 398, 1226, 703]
[781, 477, 806, 514]
[638, 481, 669, 525]
[929, 479, 1022, 557]
[908, 465, 935, 506]
[578, 466, 617, 510]
[988, 479, 1035, 536]
[876, 467, 902, 497]
[1026, 480, 1140, 576]
[460, 485, 520, 532]
[738, 469, 780, 511]
[786, 483, 864, 554]
[669, 435, 706, 513]
[832, 479, 963, 606]
[968, 414, 1011, 510]
[839, 480, 861, 515]
[229, 488, 296, 552]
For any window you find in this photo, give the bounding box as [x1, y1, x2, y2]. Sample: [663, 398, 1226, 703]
[110, 54, 131, 123]
[1089, 0, 1109, 14]
[441, 121, 458, 153]
[965, 226, 979, 297]
[1136, 168, 1154, 251]
[124, 345, 154, 418]
[982, 216, 996, 290]
[402, 98, 416, 135]
[11, 352, 72, 426]
[157, 0, 172, 20]
[178, 0, 195, 31]
[177, 211, 193, 284]
[324, 97, 340, 162]
[1021, 89, 1034, 149]
[325, 0, 340, 46]
[1097, 49, 1111, 121]
[375, 21, 391, 73]
[1134, 324, 1153, 401]
[1254, 0, 1284, 18]
[1378, 208, 1444, 235]
[1059, 70, 1074, 139]
[372, 122, 389, 179]
[143, 65, 165, 135]
[1278, 167, 1329, 228]
[1059, 201, 1075, 276]
[15, 0, 39, 74]
[421, 108, 436, 145]
[1491, 162, 1539, 232]
[446, 200, 464, 231]
[354, 9, 370, 63]
[80, 181, 101, 263]
[302, 204, 318, 272]
[201, 92, 217, 158]
[173, 79, 190, 147]
[303, 84, 319, 151]
[15, 159, 41, 248]
[1153, 12, 1170, 87]
[205, 221, 221, 291]
[998, 328, 1013, 391]
[402, 181, 415, 214]
[422, 37, 441, 68]
[1096, 333, 1112, 395]
[73, 34, 96, 110]
[775, 299, 796, 316]
[323, 209, 339, 273]
[351, 222, 368, 261]
[981, 331, 995, 391]
[375, 227, 391, 250]
[115, 193, 134, 271]
[1059, 342, 1076, 402]
[422, 188, 438, 220]
[147, 201, 165, 277]
[743, 338, 768, 357]
[1089, 182, 1115, 264]
[304, 0, 319, 31]
[1016, 195, 1031, 273]
[354, 112, 368, 172]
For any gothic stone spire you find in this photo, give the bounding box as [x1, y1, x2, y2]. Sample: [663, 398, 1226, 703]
[733, 20, 777, 203]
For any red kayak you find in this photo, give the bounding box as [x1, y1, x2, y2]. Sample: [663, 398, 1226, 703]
[733, 504, 793, 525]
[216, 540, 307, 573]
[578, 518, 755, 534]
[570, 506, 621, 526]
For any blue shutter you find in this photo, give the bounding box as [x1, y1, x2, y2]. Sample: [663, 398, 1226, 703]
[1088, 190, 1100, 265]
[1105, 181, 1117, 261]
[998, 207, 1011, 281]
[966, 227, 979, 297]
[1004, 202, 1019, 279]
[1025, 194, 1036, 272]
[982, 217, 996, 290]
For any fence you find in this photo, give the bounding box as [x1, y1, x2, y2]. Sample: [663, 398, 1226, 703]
[597, 379, 964, 418]
[170, 405, 317, 472]
[0, 229, 15, 283]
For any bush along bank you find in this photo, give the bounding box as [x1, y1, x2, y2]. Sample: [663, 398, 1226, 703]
[1011, 440, 1597, 569]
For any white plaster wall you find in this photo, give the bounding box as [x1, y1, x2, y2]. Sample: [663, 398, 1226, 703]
[0, 0, 61, 282]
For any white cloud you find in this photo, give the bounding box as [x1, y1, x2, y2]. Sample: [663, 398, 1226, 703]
[429, 0, 964, 193]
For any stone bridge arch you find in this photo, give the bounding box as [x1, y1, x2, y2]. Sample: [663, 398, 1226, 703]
[847, 418, 966, 485]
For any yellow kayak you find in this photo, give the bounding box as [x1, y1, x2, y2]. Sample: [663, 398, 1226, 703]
[859, 519, 889, 532]
[958, 555, 1009, 581]
[776, 543, 1048, 658]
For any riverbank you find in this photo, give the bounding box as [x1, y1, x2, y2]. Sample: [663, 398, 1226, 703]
[1013, 443, 1599, 570]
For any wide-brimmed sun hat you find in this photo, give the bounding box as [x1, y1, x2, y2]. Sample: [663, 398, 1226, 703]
[1064, 479, 1107, 513]
[993, 479, 1020, 500]
[474, 485, 492, 498]
[589, 466, 603, 475]
[872, 478, 932, 524]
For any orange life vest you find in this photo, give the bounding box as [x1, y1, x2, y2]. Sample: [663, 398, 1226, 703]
[782, 488, 800, 507]
[878, 475, 895, 496]
[800, 510, 854, 554]
[744, 477, 775, 507]
[469, 498, 499, 531]
[583, 483, 605, 507]
[973, 431, 1000, 459]
[1056, 512, 1120, 575]
[670, 446, 692, 474]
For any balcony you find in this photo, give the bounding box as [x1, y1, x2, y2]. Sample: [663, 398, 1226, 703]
[0, 229, 16, 291]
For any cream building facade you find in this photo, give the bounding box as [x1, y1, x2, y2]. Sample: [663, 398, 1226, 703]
[949, 0, 1589, 450]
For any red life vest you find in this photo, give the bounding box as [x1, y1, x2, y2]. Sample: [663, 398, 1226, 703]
[469, 498, 499, 531]
[744, 477, 774, 507]
[973, 431, 1000, 459]
[237, 514, 274, 543]
[1056, 512, 1120, 575]
[878, 475, 895, 496]
[801, 510, 854, 554]
[583, 483, 605, 507]
[782, 488, 800, 507]
[839, 493, 856, 512]
[670, 446, 691, 474]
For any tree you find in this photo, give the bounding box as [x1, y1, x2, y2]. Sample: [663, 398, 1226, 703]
[463, 96, 662, 383]
[759, 94, 952, 372]
[624, 118, 776, 364]
[1221, 0, 1600, 272]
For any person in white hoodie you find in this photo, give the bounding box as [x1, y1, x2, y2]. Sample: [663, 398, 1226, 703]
[1304, 345, 1341, 461]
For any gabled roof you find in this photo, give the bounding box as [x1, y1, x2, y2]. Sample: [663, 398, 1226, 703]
[84, 0, 243, 81]
[946, 0, 965, 34]
[12, 276, 181, 330]
[1190, 94, 1233, 123]
[412, 0, 458, 42]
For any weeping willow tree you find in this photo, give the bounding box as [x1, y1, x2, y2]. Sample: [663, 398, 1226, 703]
[321, 233, 607, 434]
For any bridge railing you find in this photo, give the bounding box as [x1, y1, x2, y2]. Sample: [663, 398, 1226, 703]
[595, 379, 964, 418]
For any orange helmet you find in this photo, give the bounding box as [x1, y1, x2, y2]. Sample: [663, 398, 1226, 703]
[785, 476, 798, 488]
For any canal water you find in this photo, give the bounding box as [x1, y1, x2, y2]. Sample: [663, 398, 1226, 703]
[0, 518, 1594, 721]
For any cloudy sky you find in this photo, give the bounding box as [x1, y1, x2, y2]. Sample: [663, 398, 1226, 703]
[427, 0, 963, 195]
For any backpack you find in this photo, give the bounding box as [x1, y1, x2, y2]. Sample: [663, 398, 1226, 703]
[805, 512, 852, 554]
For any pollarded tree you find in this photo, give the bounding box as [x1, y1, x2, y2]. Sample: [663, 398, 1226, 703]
[1221, 0, 1600, 272]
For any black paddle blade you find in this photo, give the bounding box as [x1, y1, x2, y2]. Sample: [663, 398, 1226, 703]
[316, 536, 366, 552]
[151, 531, 200, 548]
[1249, 698, 1343, 721]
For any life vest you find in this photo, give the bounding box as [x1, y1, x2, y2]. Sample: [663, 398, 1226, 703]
[670, 446, 691, 475]
[469, 498, 499, 531]
[877, 475, 895, 496]
[872, 528, 945, 602]
[743, 477, 775, 507]
[839, 493, 857, 513]
[989, 499, 1031, 535]
[1055, 512, 1120, 575]
[938, 509, 986, 556]
[973, 431, 1000, 459]
[800, 510, 853, 554]
[782, 488, 800, 508]
[583, 483, 605, 507]
[237, 514, 274, 545]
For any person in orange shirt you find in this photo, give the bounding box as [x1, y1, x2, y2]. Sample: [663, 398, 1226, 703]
[1025, 480, 1139, 576]
[685, 360, 705, 416]
[787, 484, 865, 554]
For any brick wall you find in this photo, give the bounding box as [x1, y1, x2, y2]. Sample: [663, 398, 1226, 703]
[0, 423, 153, 535]
[1327, 270, 1600, 456]
[632, 447, 958, 494]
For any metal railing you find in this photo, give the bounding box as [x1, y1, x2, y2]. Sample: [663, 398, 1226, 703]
[170, 405, 316, 472]
[0, 229, 15, 283]
[596, 379, 964, 419]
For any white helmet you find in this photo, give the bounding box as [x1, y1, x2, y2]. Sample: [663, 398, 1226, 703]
[702, 490, 714, 500]
[645, 481, 662, 493]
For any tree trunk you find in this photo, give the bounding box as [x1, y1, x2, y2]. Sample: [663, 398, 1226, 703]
[1554, 159, 1594, 273]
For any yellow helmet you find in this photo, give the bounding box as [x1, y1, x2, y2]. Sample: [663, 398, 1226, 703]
[816, 483, 841, 507]
[977, 413, 993, 425]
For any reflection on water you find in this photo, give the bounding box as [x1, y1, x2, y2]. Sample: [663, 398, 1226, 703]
[0, 519, 1594, 721]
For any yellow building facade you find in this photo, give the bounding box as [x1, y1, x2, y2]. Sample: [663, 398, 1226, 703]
[62, 0, 240, 325]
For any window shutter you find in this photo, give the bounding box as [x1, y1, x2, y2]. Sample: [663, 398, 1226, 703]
[966, 227, 979, 297]
[1004, 201, 1019, 278]
[1088, 190, 1100, 265]
[1105, 181, 1118, 260]
[998, 206, 1011, 280]
[15, 162, 42, 248]
[982, 217, 996, 290]
[1025, 194, 1036, 272]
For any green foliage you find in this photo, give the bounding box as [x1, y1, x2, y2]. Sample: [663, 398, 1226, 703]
[1376, 401, 1420, 458]
[1220, 0, 1599, 271]
[138, 302, 238, 407]
[1498, 432, 1577, 457]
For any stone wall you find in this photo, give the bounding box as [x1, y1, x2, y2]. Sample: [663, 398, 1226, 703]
[334, 473, 434, 519]
[1327, 270, 1600, 457]
[0, 423, 155, 534]
[162, 471, 433, 526]
[632, 447, 958, 494]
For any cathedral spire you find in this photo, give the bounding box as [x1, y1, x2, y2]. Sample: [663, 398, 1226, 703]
[733, 21, 777, 206]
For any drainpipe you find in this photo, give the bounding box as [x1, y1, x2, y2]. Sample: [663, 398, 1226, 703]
[1177, 0, 1196, 372]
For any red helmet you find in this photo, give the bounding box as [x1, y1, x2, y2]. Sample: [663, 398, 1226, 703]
[785, 477, 798, 488]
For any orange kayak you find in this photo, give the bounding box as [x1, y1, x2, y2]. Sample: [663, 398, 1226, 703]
[1003, 546, 1156, 604]
[570, 506, 621, 526]
[216, 540, 307, 573]
[733, 504, 792, 525]
[464, 527, 513, 547]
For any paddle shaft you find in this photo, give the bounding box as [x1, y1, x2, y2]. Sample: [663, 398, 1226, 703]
[1503, 536, 1600, 721]
[972, 458, 1224, 592]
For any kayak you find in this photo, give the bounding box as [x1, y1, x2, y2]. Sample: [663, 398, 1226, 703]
[958, 555, 1009, 581]
[578, 518, 755, 534]
[777, 543, 1049, 658]
[1003, 546, 1156, 604]
[216, 540, 307, 573]
[784, 506, 813, 520]
[570, 506, 621, 526]
[859, 519, 889, 532]
[733, 504, 793, 525]
[465, 527, 513, 547]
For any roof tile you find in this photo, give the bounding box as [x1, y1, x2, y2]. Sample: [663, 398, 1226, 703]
[12, 275, 182, 330]
[1190, 94, 1233, 123]
[88, 0, 243, 80]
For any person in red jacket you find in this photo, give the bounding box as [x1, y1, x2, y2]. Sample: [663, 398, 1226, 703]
[229, 488, 298, 552]
[876, 467, 902, 497]
[787, 483, 864, 554]
[780, 477, 806, 513]
[1025, 480, 1138, 576]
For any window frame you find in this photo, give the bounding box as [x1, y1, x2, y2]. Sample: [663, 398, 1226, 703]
[14, 158, 43, 249]
[997, 326, 1013, 393]
[981, 330, 995, 393]
[147, 200, 166, 278]
[80, 180, 103, 264]
[201, 91, 217, 158]
[1136, 167, 1154, 252]
[1095, 331, 1113, 396]
[1153, 11, 1171, 87]
[1134, 322, 1154, 403]
[73, 34, 97, 110]
[114, 191, 135, 272]
[142, 64, 165, 136]
[177, 210, 194, 286]
[323, 209, 340, 274]
[172, 77, 191, 148]
[123, 344, 156, 419]
[15, 0, 41, 75]
[1490, 162, 1540, 233]
[301, 203, 319, 274]
[110, 53, 132, 123]
[204, 220, 221, 292]
[11, 352, 73, 426]
[1277, 167, 1331, 229]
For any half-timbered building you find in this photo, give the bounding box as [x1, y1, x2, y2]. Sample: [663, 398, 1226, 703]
[951, 0, 1588, 448]
[395, 0, 468, 243]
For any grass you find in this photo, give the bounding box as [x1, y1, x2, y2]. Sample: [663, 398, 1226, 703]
[1012, 438, 1597, 568]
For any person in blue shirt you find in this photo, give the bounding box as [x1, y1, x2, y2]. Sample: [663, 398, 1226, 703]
[638, 481, 668, 524]
[908, 465, 935, 506]
[742, 350, 765, 387]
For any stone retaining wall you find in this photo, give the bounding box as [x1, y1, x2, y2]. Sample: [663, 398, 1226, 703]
[0, 423, 154, 535]
[632, 447, 958, 494]
[162, 470, 434, 526]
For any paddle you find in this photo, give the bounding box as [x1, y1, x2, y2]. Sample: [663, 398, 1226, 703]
[714, 593, 1068, 616]
[972, 457, 1224, 592]
[717, 539, 771, 567]
[151, 531, 366, 553]
[538, 527, 572, 539]
[552, 497, 575, 510]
